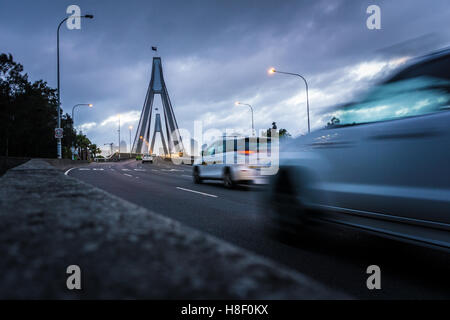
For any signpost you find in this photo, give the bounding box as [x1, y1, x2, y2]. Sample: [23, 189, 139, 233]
[55, 128, 64, 139]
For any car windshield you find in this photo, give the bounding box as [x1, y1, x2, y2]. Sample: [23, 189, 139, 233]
[326, 54, 450, 127]
[329, 77, 450, 126]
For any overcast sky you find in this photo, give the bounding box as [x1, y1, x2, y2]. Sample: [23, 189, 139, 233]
[1, 0, 449, 153]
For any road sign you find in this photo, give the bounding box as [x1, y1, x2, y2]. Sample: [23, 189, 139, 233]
[55, 128, 64, 139]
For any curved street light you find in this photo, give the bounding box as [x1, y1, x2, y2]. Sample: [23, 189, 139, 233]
[56, 14, 94, 158]
[268, 67, 310, 134]
[235, 101, 255, 136]
[71, 103, 93, 128]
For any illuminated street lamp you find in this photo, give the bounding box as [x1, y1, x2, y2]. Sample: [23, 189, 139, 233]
[56, 14, 94, 158]
[235, 101, 255, 136]
[71, 103, 93, 129]
[268, 67, 310, 133]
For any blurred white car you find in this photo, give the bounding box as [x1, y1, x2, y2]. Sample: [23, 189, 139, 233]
[266, 49, 450, 249]
[142, 154, 154, 163]
[193, 137, 272, 188]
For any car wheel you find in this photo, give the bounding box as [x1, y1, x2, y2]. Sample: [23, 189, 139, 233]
[223, 168, 235, 189]
[193, 167, 202, 184]
[266, 167, 310, 242]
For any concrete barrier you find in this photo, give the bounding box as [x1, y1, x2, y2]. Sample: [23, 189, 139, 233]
[0, 159, 347, 299]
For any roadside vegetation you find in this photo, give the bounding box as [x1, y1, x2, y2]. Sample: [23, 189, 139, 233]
[0, 53, 98, 159]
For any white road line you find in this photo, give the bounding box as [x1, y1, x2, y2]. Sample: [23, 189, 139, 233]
[121, 168, 131, 171]
[93, 168, 104, 171]
[123, 173, 133, 177]
[176, 187, 218, 198]
[64, 167, 76, 176]
[134, 169, 146, 172]
[79, 168, 90, 171]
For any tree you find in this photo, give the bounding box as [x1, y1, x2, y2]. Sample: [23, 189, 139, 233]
[264, 122, 291, 139]
[75, 133, 91, 160]
[88, 143, 101, 158]
[278, 128, 291, 138]
[0, 53, 80, 158]
[326, 116, 340, 127]
[61, 113, 77, 159]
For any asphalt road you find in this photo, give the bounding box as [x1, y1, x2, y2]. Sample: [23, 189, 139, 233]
[67, 158, 450, 299]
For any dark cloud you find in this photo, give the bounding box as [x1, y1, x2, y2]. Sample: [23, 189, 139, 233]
[1, 0, 449, 148]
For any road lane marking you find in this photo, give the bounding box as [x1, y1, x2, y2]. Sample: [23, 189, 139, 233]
[121, 168, 131, 171]
[123, 173, 133, 177]
[64, 167, 76, 175]
[176, 187, 218, 198]
[79, 168, 90, 171]
[134, 169, 146, 172]
[93, 168, 104, 171]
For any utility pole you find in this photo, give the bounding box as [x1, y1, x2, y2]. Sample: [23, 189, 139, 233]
[71, 103, 93, 160]
[129, 126, 133, 159]
[56, 14, 94, 158]
[118, 115, 121, 161]
[235, 102, 255, 136]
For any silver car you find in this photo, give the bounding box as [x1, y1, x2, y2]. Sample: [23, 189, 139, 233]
[142, 154, 154, 163]
[193, 137, 271, 188]
[266, 49, 450, 250]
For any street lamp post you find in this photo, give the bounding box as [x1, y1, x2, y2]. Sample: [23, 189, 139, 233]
[268, 68, 310, 134]
[56, 14, 94, 159]
[118, 115, 121, 161]
[129, 126, 133, 158]
[71, 103, 93, 128]
[71, 103, 93, 160]
[235, 101, 255, 136]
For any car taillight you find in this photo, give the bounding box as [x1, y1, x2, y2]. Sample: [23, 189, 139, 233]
[238, 150, 255, 155]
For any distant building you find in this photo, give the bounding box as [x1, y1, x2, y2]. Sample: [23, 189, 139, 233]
[120, 140, 127, 153]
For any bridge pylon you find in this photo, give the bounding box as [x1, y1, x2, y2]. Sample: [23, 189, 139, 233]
[132, 57, 184, 156]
